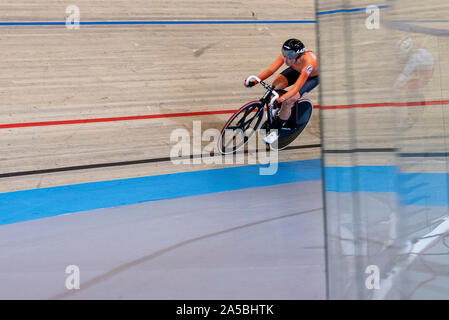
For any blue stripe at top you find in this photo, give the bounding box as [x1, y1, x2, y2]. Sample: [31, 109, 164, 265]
[0, 20, 315, 26]
[0, 5, 392, 27]
[317, 5, 390, 15]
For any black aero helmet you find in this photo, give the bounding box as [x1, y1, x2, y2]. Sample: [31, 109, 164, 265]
[282, 38, 305, 59]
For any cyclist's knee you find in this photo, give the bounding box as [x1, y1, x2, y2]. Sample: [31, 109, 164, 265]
[273, 77, 288, 91]
[283, 94, 301, 107]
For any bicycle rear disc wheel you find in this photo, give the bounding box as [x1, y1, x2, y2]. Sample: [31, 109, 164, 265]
[269, 99, 313, 151]
[218, 101, 264, 154]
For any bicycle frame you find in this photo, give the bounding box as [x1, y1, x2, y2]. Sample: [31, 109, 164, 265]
[219, 75, 310, 154]
[245, 75, 279, 129]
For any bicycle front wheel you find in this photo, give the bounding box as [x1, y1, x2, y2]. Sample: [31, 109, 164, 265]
[218, 101, 264, 154]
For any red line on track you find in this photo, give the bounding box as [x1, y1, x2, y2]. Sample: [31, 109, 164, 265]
[0, 110, 236, 129]
[320, 99, 449, 110]
[1, 99, 449, 129]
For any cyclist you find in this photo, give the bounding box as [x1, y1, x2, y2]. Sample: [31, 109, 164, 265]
[244, 38, 319, 144]
[394, 37, 434, 91]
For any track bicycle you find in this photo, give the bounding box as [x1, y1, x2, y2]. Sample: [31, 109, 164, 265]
[218, 75, 313, 154]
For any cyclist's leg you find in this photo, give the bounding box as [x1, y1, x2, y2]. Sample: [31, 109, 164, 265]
[264, 92, 300, 144]
[278, 93, 301, 123]
[265, 75, 318, 144]
[277, 75, 319, 125]
[270, 68, 300, 125]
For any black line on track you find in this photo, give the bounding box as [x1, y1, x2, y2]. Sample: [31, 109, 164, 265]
[323, 148, 398, 153]
[4, 146, 449, 178]
[399, 152, 449, 158]
[7, 144, 449, 179]
[324, 148, 449, 158]
[0, 144, 322, 178]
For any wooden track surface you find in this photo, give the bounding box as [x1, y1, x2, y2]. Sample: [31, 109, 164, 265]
[2, 0, 447, 193]
[0, 0, 319, 193]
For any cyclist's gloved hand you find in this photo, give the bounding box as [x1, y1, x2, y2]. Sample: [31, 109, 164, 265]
[244, 80, 256, 88]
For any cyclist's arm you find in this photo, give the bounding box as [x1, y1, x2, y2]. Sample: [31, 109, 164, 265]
[255, 54, 284, 83]
[394, 55, 418, 89]
[278, 65, 314, 102]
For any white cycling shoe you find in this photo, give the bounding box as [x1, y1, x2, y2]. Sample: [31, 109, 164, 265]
[264, 131, 279, 144]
